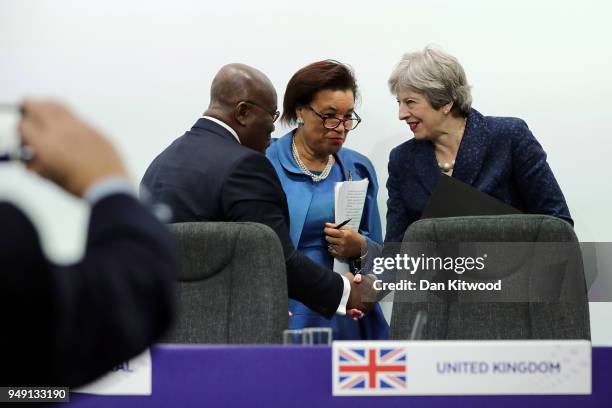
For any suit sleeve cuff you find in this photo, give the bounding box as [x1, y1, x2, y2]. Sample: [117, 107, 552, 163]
[336, 274, 350, 315]
[84, 177, 135, 205]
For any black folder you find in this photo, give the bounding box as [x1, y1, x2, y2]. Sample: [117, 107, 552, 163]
[421, 175, 521, 219]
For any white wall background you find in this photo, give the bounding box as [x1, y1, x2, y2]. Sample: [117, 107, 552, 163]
[1, 0, 611, 343]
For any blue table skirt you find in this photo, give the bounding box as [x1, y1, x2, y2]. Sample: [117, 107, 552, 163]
[64, 345, 612, 408]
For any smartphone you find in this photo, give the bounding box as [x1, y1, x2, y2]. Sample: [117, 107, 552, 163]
[0, 104, 32, 161]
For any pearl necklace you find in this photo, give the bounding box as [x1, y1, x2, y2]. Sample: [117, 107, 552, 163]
[437, 159, 455, 173]
[436, 118, 466, 173]
[292, 137, 335, 182]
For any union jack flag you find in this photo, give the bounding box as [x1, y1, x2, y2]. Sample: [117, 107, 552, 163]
[336, 346, 407, 390]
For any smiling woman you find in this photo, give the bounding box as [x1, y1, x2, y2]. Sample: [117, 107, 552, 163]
[266, 60, 389, 340]
[384, 47, 573, 244]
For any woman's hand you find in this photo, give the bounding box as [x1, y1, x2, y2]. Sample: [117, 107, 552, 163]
[324, 223, 366, 259]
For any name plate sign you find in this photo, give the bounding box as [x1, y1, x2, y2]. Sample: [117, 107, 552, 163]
[332, 340, 591, 396]
[73, 349, 152, 396]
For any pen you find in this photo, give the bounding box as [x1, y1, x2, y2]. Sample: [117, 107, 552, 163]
[334, 218, 351, 229]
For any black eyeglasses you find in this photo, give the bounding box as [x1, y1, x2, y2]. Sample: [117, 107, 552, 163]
[306, 106, 361, 131]
[244, 101, 280, 123]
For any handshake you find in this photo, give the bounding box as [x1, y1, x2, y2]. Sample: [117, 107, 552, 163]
[344, 272, 378, 320]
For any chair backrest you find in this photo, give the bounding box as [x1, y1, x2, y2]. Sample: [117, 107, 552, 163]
[163, 222, 288, 344]
[390, 214, 591, 340]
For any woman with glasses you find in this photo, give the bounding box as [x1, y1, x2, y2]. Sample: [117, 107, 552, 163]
[266, 60, 388, 340]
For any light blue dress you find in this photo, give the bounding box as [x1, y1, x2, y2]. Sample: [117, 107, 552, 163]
[267, 131, 389, 340]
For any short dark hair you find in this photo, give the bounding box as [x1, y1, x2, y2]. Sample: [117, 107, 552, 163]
[281, 60, 358, 125]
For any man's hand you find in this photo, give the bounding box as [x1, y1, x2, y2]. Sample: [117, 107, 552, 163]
[324, 223, 366, 259]
[344, 272, 377, 317]
[18, 100, 127, 197]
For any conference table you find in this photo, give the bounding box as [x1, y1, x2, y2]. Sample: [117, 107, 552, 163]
[65, 345, 612, 407]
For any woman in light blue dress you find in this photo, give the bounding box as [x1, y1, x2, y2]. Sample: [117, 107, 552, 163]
[266, 60, 388, 340]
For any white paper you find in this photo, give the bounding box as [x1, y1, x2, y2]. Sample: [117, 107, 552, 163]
[333, 178, 369, 273]
[73, 349, 152, 396]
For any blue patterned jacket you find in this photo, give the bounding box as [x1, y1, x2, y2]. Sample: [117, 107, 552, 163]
[385, 108, 573, 243]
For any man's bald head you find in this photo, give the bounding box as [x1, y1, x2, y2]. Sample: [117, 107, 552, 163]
[205, 64, 278, 153]
[209, 63, 276, 110]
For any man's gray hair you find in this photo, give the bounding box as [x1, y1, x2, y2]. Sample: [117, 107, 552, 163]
[388, 46, 472, 115]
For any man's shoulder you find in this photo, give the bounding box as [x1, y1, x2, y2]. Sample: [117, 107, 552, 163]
[208, 138, 266, 174]
[148, 127, 260, 174]
[0, 201, 33, 229]
[0, 201, 22, 215]
[0, 201, 41, 260]
[219, 148, 288, 220]
[226, 149, 281, 182]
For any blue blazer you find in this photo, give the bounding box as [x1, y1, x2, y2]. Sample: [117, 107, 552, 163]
[385, 108, 573, 243]
[267, 131, 388, 339]
[266, 131, 383, 248]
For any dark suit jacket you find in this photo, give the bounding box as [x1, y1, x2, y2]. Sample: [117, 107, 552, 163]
[141, 118, 344, 318]
[0, 194, 175, 387]
[385, 108, 573, 243]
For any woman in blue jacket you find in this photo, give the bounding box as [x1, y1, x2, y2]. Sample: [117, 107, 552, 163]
[385, 47, 572, 244]
[266, 60, 388, 340]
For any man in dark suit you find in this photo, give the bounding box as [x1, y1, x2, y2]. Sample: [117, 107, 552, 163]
[1, 101, 175, 387]
[142, 64, 369, 318]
